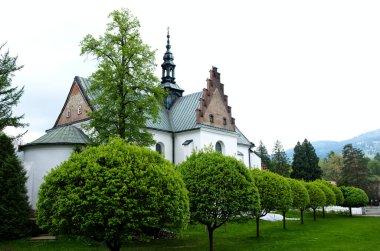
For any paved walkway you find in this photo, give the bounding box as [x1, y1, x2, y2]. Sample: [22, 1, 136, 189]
[365, 207, 380, 216]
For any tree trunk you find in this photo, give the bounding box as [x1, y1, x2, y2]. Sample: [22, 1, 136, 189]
[207, 225, 214, 251]
[322, 206, 325, 217]
[349, 207, 352, 217]
[282, 211, 286, 229]
[300, 209, 304, 224]
[106, 239, 121, 251]
[256, 216, 260, 238]
[313, 208, 316, 221]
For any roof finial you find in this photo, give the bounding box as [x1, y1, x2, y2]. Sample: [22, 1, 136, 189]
[166, 27, 171, 50]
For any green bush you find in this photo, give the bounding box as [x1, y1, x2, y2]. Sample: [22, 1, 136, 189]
[37, 138, 189, 251]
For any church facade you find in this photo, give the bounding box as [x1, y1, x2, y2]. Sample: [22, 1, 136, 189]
[20, 33, 261, 209]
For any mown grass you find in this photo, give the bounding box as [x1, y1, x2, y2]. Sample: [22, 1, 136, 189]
[1, 211, 379, 251]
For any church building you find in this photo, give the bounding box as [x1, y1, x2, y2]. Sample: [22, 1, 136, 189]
[20, 33, 261, 209]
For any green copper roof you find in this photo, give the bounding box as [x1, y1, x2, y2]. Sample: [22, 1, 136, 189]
[21, 126, 90, 149]
[170, 92, 202, 131]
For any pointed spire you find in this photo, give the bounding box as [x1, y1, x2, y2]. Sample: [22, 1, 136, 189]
[166, 27, 171, 50]
[161, 29, 184, 109]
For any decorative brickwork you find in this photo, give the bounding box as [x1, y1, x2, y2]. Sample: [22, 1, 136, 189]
[196, 67, 235, 131]
[55, 81, 92, 127]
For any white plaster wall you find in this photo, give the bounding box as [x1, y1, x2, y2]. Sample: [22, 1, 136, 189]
[148, 129, 173, 163]
[199, 128, 238, 158]
[23, 145, 74, 209]
[174, 130, 201, 165]
[237, 145, 250, 167]
[250, 152, 262, 169]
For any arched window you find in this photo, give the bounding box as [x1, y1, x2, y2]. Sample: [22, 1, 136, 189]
[215, 141, 222, 153]
[155, 142, 165, 156]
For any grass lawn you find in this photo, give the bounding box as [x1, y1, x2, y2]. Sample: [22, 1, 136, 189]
[1, 211, 379, 251]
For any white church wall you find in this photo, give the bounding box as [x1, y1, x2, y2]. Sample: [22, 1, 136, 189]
[237, 144, 250, 167]
[23, 145, 75, 209]
[148, 129, 173, 163]
[199, 127, 238, 157]
[250, 152, 262, 169]
[174, 130, 201, 165]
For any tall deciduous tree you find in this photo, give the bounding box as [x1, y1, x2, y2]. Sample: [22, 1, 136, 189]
[178, 149, 260, 251]
[37, 138, 189, 251]
[0, 43, 26, 130]
[270, 140, 291, 177]
[291, 139, 322, 181]
[80, 9, 165, 145]
[255, 141, 271, 169]
[0, 132, 31, 240]
[340, 144, 369, 191]
[320, 151, 343, 182]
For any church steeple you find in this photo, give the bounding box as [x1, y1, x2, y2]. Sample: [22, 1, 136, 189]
[161, 28, 183, 109]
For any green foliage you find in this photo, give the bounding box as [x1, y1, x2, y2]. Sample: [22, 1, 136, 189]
[0, 132, 31, 240]
[287, 178, 309, 210]
[320, 151, 343, 182]
[178, 149, 259, 250]
[318, 180, 344, 206]
[37, 138, 189, 251]
[304, 182, 326, 220]
[291, 139, 322, 181]
[255, 141, 271, 170]
[251, 169, 292, 234]
[269, 140, 291, 177]
[80, 9, 165, 146]
[251, 170, 292, 214]
[340, 186, 368, 208]
[0, 43, 26, 130]
[374, 153, 380, 162]
[313, 180, 336, 206]
[340, 144, 369, 191]
[368, 159, 380, 176]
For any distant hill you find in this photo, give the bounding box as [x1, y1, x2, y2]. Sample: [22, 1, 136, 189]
[286, 128, 380, 160]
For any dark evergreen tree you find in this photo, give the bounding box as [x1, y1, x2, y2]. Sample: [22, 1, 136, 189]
[340, 144, 369, 191]
[374, 153, 380, 162]
[291, 139, 322, 181]
[269, 140, 291, 177]
[0, 132, 31, 240]
[0, 43, 26, 130]
[255, 141, 271, 169]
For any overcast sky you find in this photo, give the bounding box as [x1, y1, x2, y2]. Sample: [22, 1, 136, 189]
[2, 0, 380, 150]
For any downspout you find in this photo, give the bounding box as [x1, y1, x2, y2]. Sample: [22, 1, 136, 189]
[248, 142, 255, 168]
[172, 132, 175, 165]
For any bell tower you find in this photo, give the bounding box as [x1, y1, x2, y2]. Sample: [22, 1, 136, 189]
[161, 28, 184, 109]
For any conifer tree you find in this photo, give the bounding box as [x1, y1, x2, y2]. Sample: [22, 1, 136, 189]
[270, 140, 291, 177]
[291, 139, 322, 181]
[0, 43, 26, 130]
[340, 144, 369, 191]
[0, 132, 31, 240]
[255, 141, 271, 169]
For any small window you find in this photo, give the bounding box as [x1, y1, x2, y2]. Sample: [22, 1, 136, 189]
[66, 109, 71, 118]
[156, 143, 162, 154]
[223, 117, 227, 126]
[215, 141, 222, 153]
[209, 114, 214, 123]
[77, 105, 82, 115]
[155, 143, 164, 156]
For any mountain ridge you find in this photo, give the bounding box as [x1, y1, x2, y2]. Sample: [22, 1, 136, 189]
[286, 128, 380, 159]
